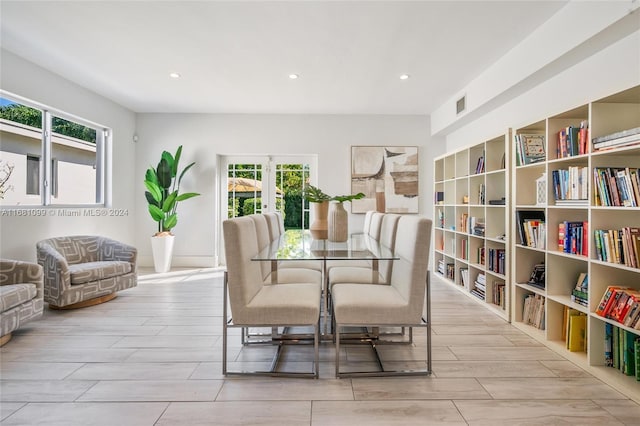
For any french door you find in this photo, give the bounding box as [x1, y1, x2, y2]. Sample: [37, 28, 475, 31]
[217, 154, 317, 264]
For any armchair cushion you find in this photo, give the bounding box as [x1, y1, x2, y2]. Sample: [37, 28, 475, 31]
[0, 284, 38, 312]
[69, 261, 132, 285]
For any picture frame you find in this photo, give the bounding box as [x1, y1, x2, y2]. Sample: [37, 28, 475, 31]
[350, 146, 419, 214]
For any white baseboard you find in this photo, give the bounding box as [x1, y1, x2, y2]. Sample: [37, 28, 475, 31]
[138, 255, 218, 268]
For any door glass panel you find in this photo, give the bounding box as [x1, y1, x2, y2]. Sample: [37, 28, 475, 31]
[227, 163, 263, 218]
[275, 162, 310, 230]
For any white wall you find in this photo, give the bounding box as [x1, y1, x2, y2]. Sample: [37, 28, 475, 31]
[0, 49, 137, 262]
[445, 29, 640, 152]
[135, 114, 438, 266]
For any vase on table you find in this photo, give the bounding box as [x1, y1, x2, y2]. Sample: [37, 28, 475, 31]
[328, 201, 348, 242]
[310, 201, 329, 240]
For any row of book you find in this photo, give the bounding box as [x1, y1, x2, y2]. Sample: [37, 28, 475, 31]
[515, 133, 546, 166]
[556, 121, 589, 158]
[459, 238, 468, 260]
[460, 267, 469, 290]
[516, 210, 546, 248]
[563, 307, 587, 352]
[596, 286, 640, 329]
[594, 228, 640, 269]
[593, 126, 640, 152]
[604, 324, 639, 380]
[551, 167, 588, 203]
[593, 167, 640, 207]
[487, 248, 505, 275]
[558, 221, 588, 256]
[522, 293, 545, 330]
[492, 281, 506, 308]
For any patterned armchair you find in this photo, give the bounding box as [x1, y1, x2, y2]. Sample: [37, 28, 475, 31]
[37, 236, 137, 309]
[0, 259, 44, 346]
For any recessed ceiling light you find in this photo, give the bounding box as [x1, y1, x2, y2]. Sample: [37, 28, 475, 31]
[169, 72, 181, 79]
[289, 74, 299, 80]
[400, 74, 410, 80]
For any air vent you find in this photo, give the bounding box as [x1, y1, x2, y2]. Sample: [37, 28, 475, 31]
[456, 96, 466, 115]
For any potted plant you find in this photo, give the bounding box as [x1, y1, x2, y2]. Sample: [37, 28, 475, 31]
[302, 185, 364, 241]
[303, 185, 332, 240]
[144, 145, 200, 272]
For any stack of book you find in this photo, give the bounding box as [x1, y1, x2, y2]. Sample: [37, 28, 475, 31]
[522, 294, 545, 329]
[468, 216, 485, 237]
[593, 167, 640, 207]
[571, 272, 589, 307]
[593, 227, 640, 268]
[471, 273, 485, 300]
[593, 126, 640, 152]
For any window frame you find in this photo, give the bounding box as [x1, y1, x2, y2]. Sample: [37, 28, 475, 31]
[0, 90, 111, 208]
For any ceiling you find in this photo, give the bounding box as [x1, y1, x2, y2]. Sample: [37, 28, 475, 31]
[0, 1, 567, 115]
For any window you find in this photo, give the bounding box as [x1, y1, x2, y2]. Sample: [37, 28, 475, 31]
[0, 92, 110, 207]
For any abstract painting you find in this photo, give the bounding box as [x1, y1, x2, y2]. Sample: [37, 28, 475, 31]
[351, 146, 418, 214]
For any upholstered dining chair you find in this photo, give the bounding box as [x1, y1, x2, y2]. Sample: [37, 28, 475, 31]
[328, 213, 401, 288]
[248, 214, 322, 285]
[0, 259, 44, 346]
[222, 216, 321, 378]
[263, 212, 323, 272]
[331, 215, 432, 377]
[36, 236, 137, 309]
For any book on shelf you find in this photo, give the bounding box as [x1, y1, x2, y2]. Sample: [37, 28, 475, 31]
[595, 287, 640, 328]
[434, 191, 444, 205]
[595, 286, 630, 317]
[492, 281, 505, 308]
[565, 308, 587, 352]
[478, 183, 485, 205]
[516, 210, 546, 248]
[487, 248, 506, 275]
[635, 339, 640, 381]
[571, 272, 588, 306]
[522, 293, 545, 329]
[527, 262, 545, 289]
[551, 167, 588, 203]
[594, 228, 640, 268]
[592, 126, 640, 151]
[557, 121, 589, 158]
[475, 155, 485, 174]
[460, 267, 470, 290]
[558, 221, 588, 256]
[488, 197, 505, 205]
[515, 133, 546, 166]
[593, 167, 640, 207]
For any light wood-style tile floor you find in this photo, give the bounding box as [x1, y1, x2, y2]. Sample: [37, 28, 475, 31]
[1, 269, 639, 425]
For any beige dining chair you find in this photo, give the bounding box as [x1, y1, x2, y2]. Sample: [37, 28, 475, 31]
[249, 214, 322, 285]
[328, 213, 401, 288]
[222, 216, 321, 378]
[331, 215, 432, 378]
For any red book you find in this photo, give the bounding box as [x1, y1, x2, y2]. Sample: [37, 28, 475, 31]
[610, 291, 630, 322]
[620, 292, 640, 325]
[596, 286, 628, 317]
[582, 221, 588, 257]
[558, 222, 566, 252]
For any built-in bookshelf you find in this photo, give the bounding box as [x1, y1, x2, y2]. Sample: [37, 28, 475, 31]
[434, 132, 510, 319]
[511, 85, 640, 402]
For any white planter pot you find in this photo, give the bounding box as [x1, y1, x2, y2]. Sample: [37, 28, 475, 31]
[151, 235, 175, 273]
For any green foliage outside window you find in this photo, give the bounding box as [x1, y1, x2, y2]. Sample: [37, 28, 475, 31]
[0, 102, 96, 144]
